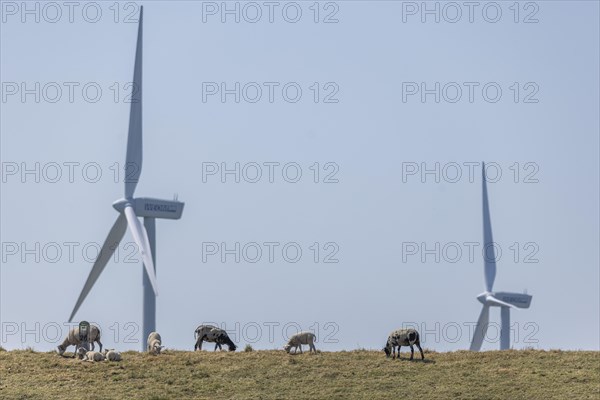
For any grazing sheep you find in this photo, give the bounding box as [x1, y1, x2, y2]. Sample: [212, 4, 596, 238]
[284, 331, 317, 354]
[82, 351, 105, 362]
[194, 325, 237, 351]
[147, 332, 164, 355]
[383, 328, 424, 360]
[57, 325, 102, 357]
[103, 349, 122, 362]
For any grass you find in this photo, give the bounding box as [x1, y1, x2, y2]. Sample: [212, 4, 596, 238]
[0, 349, 598, 399]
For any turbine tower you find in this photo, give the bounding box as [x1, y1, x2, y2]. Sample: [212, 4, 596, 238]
[470, 162, 532, 351]
[68, 6, 184, 350]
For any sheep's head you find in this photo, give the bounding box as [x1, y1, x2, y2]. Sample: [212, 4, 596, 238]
[228, 343, 237, 352]
[56, 345, 66, 355]
[76, 347, 87, 360]
[383, 345, 391, 357]
[152, 343, 164, 355]
[284, 344, 292, 353]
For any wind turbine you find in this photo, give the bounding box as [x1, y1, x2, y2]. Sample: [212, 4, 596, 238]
[470, 162, 532, 351]
[68, 6, 184, 350]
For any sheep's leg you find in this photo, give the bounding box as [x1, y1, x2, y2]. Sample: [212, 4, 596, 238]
[397, 346, 401, 360]
[214, 342, 220, 351]
[194, 337, 202, 351]
[90, 341, 95, 351]
[97, 340, 102, 353]
[72, 344, 78, 358]
[409, 345, 415, 360]
[310, 342, 316, 353]
[416, 342, 424, 360]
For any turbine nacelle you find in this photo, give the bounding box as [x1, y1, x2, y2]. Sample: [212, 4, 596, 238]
[490, 291, 532, 309]
[476, 292, 514, 308]
[113, 197, 184, 219]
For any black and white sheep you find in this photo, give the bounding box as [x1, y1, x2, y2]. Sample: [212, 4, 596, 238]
[57, 325, 102, 358]
[147, 332, 164, 355]
[383, 328, 424, 360]
[194, 325, 237, 351]
[284, 331, 317, 354]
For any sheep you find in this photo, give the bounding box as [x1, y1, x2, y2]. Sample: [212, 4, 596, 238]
[194, 325, 237, 351]
[147, 332, 164, 355]
[82, 351, 105, 362]
[75, 342, 90, 360]
[284, 331, 317, 354]
[383, 328, 424, 360]
[103, 349, 122, 362]
[57, 325, 102, 358]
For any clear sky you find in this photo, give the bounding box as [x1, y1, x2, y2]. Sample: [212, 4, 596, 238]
[1, 1, 598, 352]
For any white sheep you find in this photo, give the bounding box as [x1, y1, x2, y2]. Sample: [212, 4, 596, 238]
[284, 331, 317, 354]
[57, 325, 102, 358]
[383, 328, 424, 360]
[194, 325, 237, 351]
[103, 349, 122, 362]
[82, 351, 105, 362]
[147, 332, 164, 355]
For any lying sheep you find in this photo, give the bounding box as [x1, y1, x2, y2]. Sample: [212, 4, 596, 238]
[82, 351, 105, 362]
[147, 332, 164, 355]
[383, 328, 424, 360]
[284, 331, 317, 354]
[103, 349, 122, 362]
[76, 342, 90, 360]
[194, 325, 237, 351]
[57, 325, 102, 358]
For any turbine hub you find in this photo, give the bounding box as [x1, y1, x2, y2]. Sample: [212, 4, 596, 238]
[476, 292, 490, 304]
[112, 198, 132, 212]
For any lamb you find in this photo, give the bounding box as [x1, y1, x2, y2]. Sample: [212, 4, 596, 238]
[284, 331, 317, 354]
[383, 328, 424, 360]
[82, 351, 105, 362]
[57, 325, 102, 358]
[103, 349, 122, 362]
[75, 342, 90, 360]
[194, 325, 237, 351]
[147, 332, 164, 355]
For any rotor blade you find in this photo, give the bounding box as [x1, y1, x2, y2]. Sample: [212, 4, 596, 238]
[69, 214, 127, 322]
[486, 295, 516, 309]
[124, 6, 143, 198]
[123, 204, 158, 296]
[482, 162, 496, 292]
[470, 305, 490, 351]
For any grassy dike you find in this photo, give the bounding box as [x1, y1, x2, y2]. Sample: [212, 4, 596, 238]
[0, 349, 598, 399]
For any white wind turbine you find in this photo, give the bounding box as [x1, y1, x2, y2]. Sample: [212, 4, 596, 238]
[68, 6, 184, 350]
[470, 162, 532, 351]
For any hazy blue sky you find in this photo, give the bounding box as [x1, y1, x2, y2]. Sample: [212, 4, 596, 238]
[1, 1, 598, 352]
